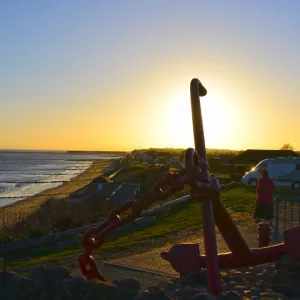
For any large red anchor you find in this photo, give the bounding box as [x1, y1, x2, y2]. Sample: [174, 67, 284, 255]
[77, 77, 300, 297]
[161, 79, 300, 284]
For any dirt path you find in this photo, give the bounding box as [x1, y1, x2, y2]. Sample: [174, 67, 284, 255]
[9, 220, 259, 286]
[106, 222, 259, 275]
[9, 259, 175, 290]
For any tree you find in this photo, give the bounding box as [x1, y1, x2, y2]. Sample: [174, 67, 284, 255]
[280, 143, 294, 151]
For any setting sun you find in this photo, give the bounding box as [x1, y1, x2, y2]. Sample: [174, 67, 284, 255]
[155, 87, 233, 150]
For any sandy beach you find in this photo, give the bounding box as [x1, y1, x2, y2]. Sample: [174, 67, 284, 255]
[0, 159, 116, 234]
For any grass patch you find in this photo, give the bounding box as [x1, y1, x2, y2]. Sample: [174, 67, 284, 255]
[9, 185, 299, 269]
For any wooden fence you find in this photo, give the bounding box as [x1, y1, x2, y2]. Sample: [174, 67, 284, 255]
[0, 194, 193, 256]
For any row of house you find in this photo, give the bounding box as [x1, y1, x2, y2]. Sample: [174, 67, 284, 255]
[129, 150, 181, 165]
[229, 149, 298, 165]
[127, 149, 299, 180]
[69, 176, 141, 205]
[67, 149, 298, 204]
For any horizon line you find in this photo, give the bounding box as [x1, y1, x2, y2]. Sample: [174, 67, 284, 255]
[1, 148, 298, 153]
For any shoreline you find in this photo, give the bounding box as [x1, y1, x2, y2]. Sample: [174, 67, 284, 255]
[0, 159, 117, 226]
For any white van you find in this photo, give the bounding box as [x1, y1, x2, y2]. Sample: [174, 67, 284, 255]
[241, 157, 300, 189]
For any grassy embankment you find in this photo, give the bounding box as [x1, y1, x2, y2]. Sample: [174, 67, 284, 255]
[6, 185, 259, 268]
[6, 161, 300, 269]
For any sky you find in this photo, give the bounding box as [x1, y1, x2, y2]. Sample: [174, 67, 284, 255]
[1, 1, 300, 151]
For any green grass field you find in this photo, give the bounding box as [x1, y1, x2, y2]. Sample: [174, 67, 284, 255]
[6, 185, 300, 269]
[6, 185, 257, 267]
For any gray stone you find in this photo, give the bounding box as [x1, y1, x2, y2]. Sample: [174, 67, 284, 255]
[246, 275, 259, 283]
[0, 271, 36, 299]
[275, 256, 298, 272]
[52, 290, 69, 300]
[162, 282, 177, 299]
[147, 286, 167, 294]
[62, 276, 87, 294]
[281, 255, 296, 264]
[219, 271, 229, 278]
[220, 279, 227, 286]
[31, 266, 71, 282]
[251, 288, 261, 296]
[231, 275, 244, 284]
[221, 291, 241, 299]
[177, 271, 208, 287]
[189, 293, 216, 300]
[234, 285, 246, 295]
[194, 285, 208, 293]
[257, 281, 270, 292]
[271, 269, 294, 287]
[33, 280, 64, 299]
[224, 282, 236, 291]
[243, 289, 261, 298]
[273, 284, 296, 297]
[175, 287, 201, 300]
[274, 293, 294, 300]
[259, 292, 284, 299]
[135, 289, 169, 300]
[266, 265, 276, 273]
[259, 269, 270, 277]
[61, 287, 87, 300]
[49, 292, 66, 300]
[82, 280, 137, 300]
[113, 278, 141, 291]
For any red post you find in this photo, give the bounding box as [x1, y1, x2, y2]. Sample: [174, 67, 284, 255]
[257, 222, 271, 248]
[190, 78, 222, 296]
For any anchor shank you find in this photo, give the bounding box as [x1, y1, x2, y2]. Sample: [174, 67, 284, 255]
[211, 196, 252, 261]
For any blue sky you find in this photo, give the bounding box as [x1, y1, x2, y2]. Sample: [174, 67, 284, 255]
[1, 1, 300, 150]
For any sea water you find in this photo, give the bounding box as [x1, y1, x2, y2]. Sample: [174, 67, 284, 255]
[0, 151, 120, 208]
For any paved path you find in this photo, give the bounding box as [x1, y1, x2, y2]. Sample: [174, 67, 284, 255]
[92, 263, 175, 289]
[9, 221, 260, 289]
[107, 222, 259, 275]
[10, 260, 176, 290]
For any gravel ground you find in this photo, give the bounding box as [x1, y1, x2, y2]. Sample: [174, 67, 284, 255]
[7, 220, 294, 299]
[107, 222, 260, 275]
[2, 259, 297, 299]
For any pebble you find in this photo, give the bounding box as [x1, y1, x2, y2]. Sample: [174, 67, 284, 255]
[1, 256, 300, 299]
[113, 278, 141, 291]
[221, 290, 241, 299]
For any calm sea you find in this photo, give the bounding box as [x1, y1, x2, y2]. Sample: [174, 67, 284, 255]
[0, 151, 121, 208]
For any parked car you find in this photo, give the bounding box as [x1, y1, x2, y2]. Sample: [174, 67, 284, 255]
[241, 157, 300, 189]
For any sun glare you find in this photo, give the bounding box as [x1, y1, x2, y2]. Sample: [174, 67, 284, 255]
[159, 88, 232, 149]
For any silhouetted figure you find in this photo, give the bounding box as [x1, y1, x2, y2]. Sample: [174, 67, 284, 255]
[254, 169, 275, 224]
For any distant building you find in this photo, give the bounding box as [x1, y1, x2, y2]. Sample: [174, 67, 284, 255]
[170, 156, 181, 164]
[231, 149, 298, 166]
[137, 151, 169, 162]
[137, 152, 152, 162]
